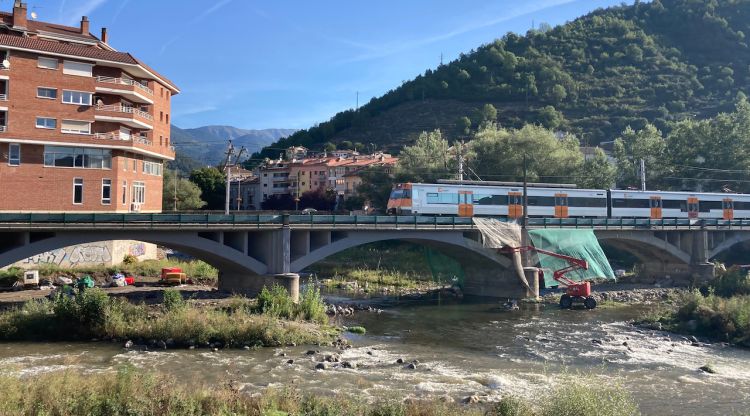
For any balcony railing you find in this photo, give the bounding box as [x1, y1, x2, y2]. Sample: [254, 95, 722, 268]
[93, 132, 123, 141]
[95, 76, 153, 95]
[96, 104, 154, 121]
[0, 125, 6, 132]
[135, 135, 152, 146]
[0, 94, 6, 101]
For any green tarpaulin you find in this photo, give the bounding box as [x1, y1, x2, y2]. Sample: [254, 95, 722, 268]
[528, 229, 615, 287]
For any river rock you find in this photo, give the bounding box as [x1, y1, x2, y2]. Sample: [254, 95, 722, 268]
[324, 354, 341, 363]
[243, 346, 251, 351]
[406, 363, 418, 370]
[396, 358, 404, 364]
[306, 350, 318, 355]
[157, 340, 167, 350]
[462, 395, 480, 404]
[699, 365, 716, 374]
[689, 335, 700, 343]
[591, 339, 602, 345]
[341, 361, 357, 369]
[124, 340, 134, 349]
[315, 363, 328, 370]
[287, 359, 294, 364]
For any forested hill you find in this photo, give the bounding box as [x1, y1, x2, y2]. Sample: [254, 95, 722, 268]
[255, 0, 750, 159]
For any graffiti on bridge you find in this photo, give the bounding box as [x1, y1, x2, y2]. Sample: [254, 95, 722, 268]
[21, 244, 112, 267]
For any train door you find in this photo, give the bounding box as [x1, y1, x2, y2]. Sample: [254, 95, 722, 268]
[687, 197, 699, 219]
[508, 192, 522, 218]
[723, 198, 734, 220]
[457, 190, 474, 217]
[554, 193, 569, 218]
[649, 196, 662, 219]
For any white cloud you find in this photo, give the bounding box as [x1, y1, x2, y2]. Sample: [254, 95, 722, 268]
[338, 0, 576, 64]
[63, 0, 108, 26]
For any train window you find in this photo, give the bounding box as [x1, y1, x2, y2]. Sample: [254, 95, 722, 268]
[527, 196, 555, 206]
[569, 197, 606, 207]
[649, 199, 662, 208]
[723, 200, 734, 210]
[426, 193, 458, 204]
[700, 201, 721, 212]
[613, 198, 650, 208]
[390, 190, 404, 199]
[472, 194, 507, 205]
[555, 196, 568, 206]
[734, 201, 750, 210]
[662, 200, 684, 210]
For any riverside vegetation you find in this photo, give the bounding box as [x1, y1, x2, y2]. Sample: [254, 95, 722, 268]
[641, 266, 750, 347]
[0, 258, 219, 287]
[0, 285, 333, 348]
[0, 368, 642, 416]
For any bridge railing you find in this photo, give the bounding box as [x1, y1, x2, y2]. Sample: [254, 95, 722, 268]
[2, 213, 750, 230]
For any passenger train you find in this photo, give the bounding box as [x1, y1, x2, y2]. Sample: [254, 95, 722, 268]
[386, 182, 750, 219]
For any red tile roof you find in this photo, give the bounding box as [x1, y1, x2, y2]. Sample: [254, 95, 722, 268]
[0, 13, 178, 91]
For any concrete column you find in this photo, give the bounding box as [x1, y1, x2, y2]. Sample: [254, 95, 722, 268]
[267, 228, 291, 274]
[524, 267, 540, 299]
[274, 273, 300, 302]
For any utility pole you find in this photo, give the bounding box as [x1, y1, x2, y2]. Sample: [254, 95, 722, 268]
[295, 170, 301, 211]
[173, 170, 178, 211]
[639, 158, 646, 191]
[457, 140, 465, 183]
[234, 147, 247, 211]
[522, 154, 528, 230]
[440, 53, 443, 66]
[222, 140, 235, 215]
[356, 91, 359, 111]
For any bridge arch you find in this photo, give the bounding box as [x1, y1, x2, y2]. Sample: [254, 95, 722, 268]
[595, 231, 691, 265]
[0, 230, 268, 276]
[709, 232, 750, 261]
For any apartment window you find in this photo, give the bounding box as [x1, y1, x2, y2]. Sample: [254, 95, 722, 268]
[122, 180, 127, 205]
[62, 90, 92, 105]
[132, 159, 136, 171]
[8, 143, 20, 166]
[38, 57, 58, 70]
[62, 60, 93, 77]
[166, 114, 169, 124]
[101, 179, 112, 204]
[160, 111, 163, 122]
[159, 135, 163, 146]
[165, 137, 169, 146]
[37, 87, 57, 99]
[160, 87, 164, 97]
[73, 178, 84, 204]
[132, 181, 145, 204]
[123, 156, 128, 171]
[35, 117, 56, 129]
[143, 160, 163, 176]
[61, 120, 91, 134]
[44, 146, 111, 169]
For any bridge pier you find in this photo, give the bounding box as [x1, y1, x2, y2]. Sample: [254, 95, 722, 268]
[218, 272, 300, 302]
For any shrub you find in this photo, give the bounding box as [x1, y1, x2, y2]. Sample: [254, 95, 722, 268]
[489, 396, 535, 416]
[709, 266, 750, 297]
[257, 285, 296, 319]
[122, 254, 138, 265]
[347, 326, 366, 335]
[298, 284, 328, 324]
[542, 381, 640, 416]
[162, 288, 185, 312]
[0, 267, 23, 287]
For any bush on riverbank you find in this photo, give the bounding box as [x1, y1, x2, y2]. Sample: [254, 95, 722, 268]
[0, 368, 642, 416]
[0, 287, 334, 347]
[706, 266, 750, 297]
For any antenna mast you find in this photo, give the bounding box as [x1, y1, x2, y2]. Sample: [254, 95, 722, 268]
[222, 140, 235, 215]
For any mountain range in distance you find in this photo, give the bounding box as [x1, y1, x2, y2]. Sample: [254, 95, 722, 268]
[170, 125, 297, 167]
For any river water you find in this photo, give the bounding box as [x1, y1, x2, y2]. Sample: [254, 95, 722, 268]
[1, 294, 749, 415]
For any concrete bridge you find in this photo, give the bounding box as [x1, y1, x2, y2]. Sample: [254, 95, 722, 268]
[1, 214, 748, 298]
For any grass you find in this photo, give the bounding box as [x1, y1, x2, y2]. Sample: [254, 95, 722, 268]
[0, 286, 335, 348]
[309, 241, 463, 290]
[640, 267, 750, 347]
[0, 369, 644, 416]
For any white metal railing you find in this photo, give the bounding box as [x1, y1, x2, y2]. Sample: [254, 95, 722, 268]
[95, 104, 154, 121]
[0, 94, 6, 101]
[93, 132, 132, 141]
[135, 135, 152, 146]
[0, 125, 6, 132]
[95, 76, 153, 95]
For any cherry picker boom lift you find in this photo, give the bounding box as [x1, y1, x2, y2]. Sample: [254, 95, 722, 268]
[500, 246, 597, 309]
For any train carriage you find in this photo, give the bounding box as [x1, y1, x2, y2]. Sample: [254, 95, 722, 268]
[387, 182, 750, 220]
[609, 190, 750, 220]
[389, 183, 608, 218]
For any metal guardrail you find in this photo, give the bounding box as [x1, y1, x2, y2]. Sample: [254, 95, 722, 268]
[0, 214, 749, 230]
[95, 104, 154, 121]
[96, 76, 153, 95]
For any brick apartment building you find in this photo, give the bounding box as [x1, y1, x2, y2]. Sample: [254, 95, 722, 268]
[0, 1, 177, 213]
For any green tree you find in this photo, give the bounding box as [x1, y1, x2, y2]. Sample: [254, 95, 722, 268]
[466, 124, 583, 183]
[667, 97, 750, 192]
[613, 124, 669, 189]
[457, 116, 472, 135]
[577, 148, 617, 189]
[356, 166, 395, 210]
[537, 105, 564, 129]
[163, 169, 206, 211]
[340, 140, 354, 150]
[551, 84, 567, 103]
[396, 130, 454, 182]
[189, 167, 226, 210]
[480, 104, 498, 124]
[323, 142, 336, 152]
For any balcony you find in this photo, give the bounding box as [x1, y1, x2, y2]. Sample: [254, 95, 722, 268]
[95, 76, 153, 104]
[93, 132, 153, 146]
[94, 104, 154, 130]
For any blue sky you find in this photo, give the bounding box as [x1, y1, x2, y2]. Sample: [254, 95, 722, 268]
[27, 0, 627, 129]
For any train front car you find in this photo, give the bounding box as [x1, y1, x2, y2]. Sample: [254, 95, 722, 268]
[609, 190, 750, 219]
[387, 183, 413, 215]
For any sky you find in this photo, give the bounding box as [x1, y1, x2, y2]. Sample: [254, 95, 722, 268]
[21, 0, 628, 130]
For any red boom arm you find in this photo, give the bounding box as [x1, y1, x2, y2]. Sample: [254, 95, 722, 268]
[499, 246, 589, 287]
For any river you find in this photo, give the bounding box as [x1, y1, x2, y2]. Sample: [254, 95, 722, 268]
[1, 292, 749, 415]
